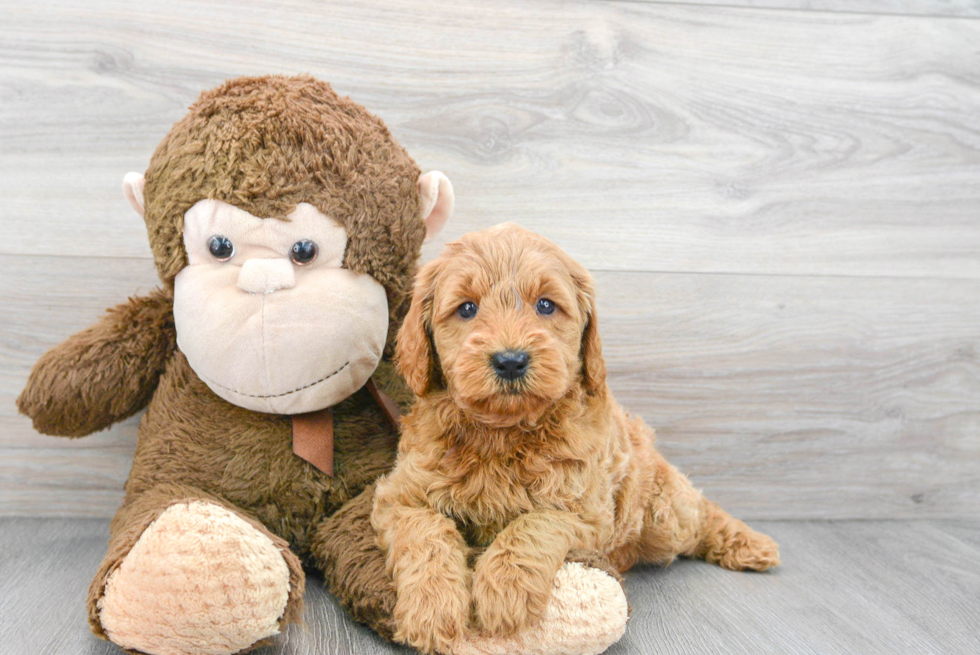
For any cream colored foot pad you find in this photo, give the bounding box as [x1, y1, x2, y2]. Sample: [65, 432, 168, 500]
[98, 501, 291, 655]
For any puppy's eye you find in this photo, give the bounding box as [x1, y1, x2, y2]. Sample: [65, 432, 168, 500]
[290, 240, 318, 265]
[208, 235, 234, 261]
[457, 301, 478, 319]
[536, 298, 557, 315]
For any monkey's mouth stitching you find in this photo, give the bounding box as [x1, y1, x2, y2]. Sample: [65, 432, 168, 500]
[203, 361, 351, 399]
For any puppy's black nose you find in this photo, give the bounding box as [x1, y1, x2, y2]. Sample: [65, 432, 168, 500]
[491, 350, 530, 381]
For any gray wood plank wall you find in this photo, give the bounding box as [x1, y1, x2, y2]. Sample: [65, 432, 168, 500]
[1, 0, 978, 520]
[640, 1, 980, 18]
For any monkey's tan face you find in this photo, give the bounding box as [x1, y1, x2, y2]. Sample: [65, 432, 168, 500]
[173, 200, 389, 414]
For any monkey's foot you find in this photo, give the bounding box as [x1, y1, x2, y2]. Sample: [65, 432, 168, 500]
[97, 501, 292, 655]
[454, 562, 628, 655]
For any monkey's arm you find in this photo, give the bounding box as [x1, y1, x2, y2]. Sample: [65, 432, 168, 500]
[17, 288, 176, 437]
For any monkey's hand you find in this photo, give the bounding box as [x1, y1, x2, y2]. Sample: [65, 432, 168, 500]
[17, 288, 176, 437]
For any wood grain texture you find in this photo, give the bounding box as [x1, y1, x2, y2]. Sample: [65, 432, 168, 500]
[612, 519, 980, 655]
[1, 0, 979, 278]
[1, 0, 977, 521]
[2, 518, 977, 654]
[631, 1, 980, 19]
[599, 269, 980, 521]
[3, 255, 977, 520]
[0, 256, 156, 517]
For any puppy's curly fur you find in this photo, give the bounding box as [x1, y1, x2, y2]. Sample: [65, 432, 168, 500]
[372, 223, 780, 654]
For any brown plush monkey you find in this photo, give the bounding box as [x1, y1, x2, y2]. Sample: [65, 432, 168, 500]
[17, 75, 627, 655]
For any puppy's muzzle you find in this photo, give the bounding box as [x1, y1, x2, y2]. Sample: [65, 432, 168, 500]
[490, 350, 530, 381]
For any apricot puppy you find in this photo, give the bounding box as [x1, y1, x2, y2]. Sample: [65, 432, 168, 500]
[372, 223, 779, 654]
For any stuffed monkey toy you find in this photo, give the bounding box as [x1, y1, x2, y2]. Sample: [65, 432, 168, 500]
[17, 75, 628, 655]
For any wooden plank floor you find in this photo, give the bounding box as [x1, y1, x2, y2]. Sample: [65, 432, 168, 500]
[2, 518, 978, 655]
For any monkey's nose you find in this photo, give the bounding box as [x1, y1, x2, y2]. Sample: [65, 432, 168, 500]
[237, 258, 296, 294]
[490, 350, 530, 381]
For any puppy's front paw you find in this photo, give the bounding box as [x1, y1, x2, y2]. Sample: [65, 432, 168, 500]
[472, 549, 553, 637]
[394, 576, 469, 655]
[454, 562, 629, 655]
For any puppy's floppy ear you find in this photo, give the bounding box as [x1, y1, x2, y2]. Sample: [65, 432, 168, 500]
[396, 258, 443, 397]
[573, 265, 607, 394]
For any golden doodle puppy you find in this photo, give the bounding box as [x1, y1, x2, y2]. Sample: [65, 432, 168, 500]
[372, 223, 780, 654]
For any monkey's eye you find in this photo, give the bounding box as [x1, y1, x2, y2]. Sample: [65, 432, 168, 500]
[290, 240, 319, 266]
[207, 235, 234, 261]
[536, 298, 557, 315]
[457, 301, 478, 319]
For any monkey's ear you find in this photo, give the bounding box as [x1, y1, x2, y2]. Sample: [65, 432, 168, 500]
[123, 172, 146, 218]
[418, 171, 454, 243]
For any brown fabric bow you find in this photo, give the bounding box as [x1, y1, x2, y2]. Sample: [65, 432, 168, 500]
[291, 377, 401, 476]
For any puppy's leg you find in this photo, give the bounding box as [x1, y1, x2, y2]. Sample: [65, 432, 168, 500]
[372, 473, 471, 655]
[633, 452, 780, 572]
[472, 510, 594, 637]
[455, 553, 629, 655]
[689, 499, 781, 571]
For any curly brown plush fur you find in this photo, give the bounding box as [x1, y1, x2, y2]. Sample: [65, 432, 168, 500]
[372, 224, 780, 654]
[142, 75, 425, 349]
[17, 76, 422, 653]
[17, 288, 176, 438]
